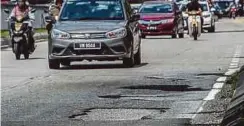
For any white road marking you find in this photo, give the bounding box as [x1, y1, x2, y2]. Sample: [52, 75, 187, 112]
[229, 65, 239, 69]
[216, 77, 227, 82]
[225, 69, 239, 76]
[203, 89, 221, 101]
[191, 100, 207, 119]
[213, 83, 224, 89]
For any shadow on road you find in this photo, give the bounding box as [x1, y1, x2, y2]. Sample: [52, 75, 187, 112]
[143, 36, 175, 40]
[27, 57, 46, 60]
[214, 30, 244, 34]
[60, 63, 148, 70]
[120, 84, 208, 91]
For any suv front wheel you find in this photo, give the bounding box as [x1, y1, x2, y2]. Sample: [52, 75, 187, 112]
[123, 46, 135, 67]
[134, 45, 141, 65]
[49, 58, 60, 69]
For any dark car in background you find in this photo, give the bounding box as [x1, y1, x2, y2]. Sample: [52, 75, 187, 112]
[138, 1, 184, 39]
[45, 0, 141, 69]
[213, 0, 234, 17]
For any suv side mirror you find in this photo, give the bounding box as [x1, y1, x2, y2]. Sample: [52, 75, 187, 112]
[132, 14, 140, 21]
[4, 9, 10, 14]
[133, 8, 139, 14]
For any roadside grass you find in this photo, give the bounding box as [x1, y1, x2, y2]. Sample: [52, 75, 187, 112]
[1, 28, 46, 38]
[1, 30, 9, 38]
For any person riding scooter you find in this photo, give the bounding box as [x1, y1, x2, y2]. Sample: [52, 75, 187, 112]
[186, 0, 203, 32]
[9, 0, 35, 53]
[46, 0, 63, 33]
[49, 0, 63, 20]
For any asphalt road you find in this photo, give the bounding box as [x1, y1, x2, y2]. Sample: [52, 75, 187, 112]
[1, 18, 244, 126]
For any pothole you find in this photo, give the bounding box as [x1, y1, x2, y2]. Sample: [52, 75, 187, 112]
[145, 76, 186, 81]
[98, 94, 203, 101]
[120, 85, 207, 91]
[197, 73, 224, 76]
[69, 108, 165, 121]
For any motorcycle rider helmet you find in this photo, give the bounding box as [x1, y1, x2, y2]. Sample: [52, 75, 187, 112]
[17, 0, 28, 10]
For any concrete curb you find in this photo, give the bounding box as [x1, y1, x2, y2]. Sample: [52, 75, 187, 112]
[1, 32, 48, 49]
[221, 66, 244, 126]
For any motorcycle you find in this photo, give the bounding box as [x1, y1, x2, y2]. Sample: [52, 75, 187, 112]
[4, 9, 36, 60]
[187, 11, 201, 40]
[230, 7, 237, 19]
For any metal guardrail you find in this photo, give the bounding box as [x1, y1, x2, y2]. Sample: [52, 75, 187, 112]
[1, 4, 50, 30]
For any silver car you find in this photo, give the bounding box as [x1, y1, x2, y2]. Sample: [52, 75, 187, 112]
[45, 0, 141, 69]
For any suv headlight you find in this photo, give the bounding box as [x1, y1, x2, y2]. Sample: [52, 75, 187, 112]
[51, 29, 70, 39]
[106, 28, 127, 39]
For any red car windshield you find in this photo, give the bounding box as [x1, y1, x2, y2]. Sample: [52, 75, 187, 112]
[140, 3, 173, 13]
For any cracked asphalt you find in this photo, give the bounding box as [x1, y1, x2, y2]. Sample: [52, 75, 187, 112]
[1, 18, 244, 126]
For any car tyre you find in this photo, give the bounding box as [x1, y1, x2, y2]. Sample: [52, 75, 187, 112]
[178, 33, 184, 38]
[123, 46, 135, 68]
[49, 59, 60, 69]
[171, 34, 177, 38]
[208, 22, 215, 33]
[171, 27, 177, 38]
[134, 45, 141, 65]
[141, 34, 146, 39]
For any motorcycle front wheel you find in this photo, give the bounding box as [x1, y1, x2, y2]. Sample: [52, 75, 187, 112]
[14, 43, 21, 60]
[193, 25, 198, 40]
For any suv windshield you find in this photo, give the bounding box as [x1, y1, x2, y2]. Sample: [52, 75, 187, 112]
[181, 3, 208, 12]
[201, 4, 209, 11]
[214, 1, 233, 9]
[140, 3, 173, 13]
[60, 0, 124, 21]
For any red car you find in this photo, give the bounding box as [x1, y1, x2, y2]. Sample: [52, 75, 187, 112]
[138, 1, 184, 39]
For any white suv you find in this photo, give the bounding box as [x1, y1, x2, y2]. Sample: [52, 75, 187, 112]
[200, 1, 215, 32]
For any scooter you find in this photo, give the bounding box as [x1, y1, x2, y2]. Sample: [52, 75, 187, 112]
[188, 11, 201, 40]
[230, 7, 237, 19]
[4, 9, 36, 60]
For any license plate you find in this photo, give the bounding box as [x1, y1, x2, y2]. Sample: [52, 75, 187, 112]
[147, 26, 157, 30]
[74, 43, 101, 50]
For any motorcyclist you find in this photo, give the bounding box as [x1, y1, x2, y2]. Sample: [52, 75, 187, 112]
[46, 0, 63, 32]
[9, 0, 35, 53]
[49, 0, 63, 19]
[186, 0, 204, 32]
